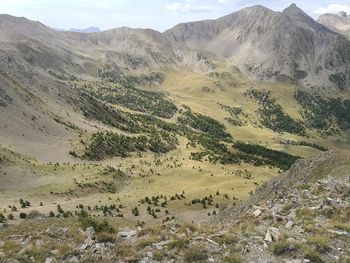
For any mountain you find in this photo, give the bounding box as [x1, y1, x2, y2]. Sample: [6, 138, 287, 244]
[69, 26, 101, 33]
[1, 5, 350, 262]
[318, 12, 350, 40]
[165, 4, 350, 90]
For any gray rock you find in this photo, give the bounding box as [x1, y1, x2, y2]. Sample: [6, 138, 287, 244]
[18, 243, 33, 256]
[67, 256, 79, 263]
[264, 230, 273, 242]
[253, 209, 262, 217]
[153, 240, 171, 250]
[45, 258, 56, 263]
[117, 228, 137, 239]
[265, 227, 280, 242]
[35, 239, 44, 248]
[186, 228, 192, 236]
[285, 220, 294, 229]
[45, 227, 69, 236]
[84, 236, 95, 247]
[79, 244, 88, 251]
[287, 209, 297, 220]
[85, 227, 95, 236]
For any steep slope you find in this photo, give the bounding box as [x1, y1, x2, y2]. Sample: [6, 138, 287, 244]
[164, 4, 350, 90]
[318, 12, 350, 40]
[215, 150, 350, 262]
[0, 14, 215, 161]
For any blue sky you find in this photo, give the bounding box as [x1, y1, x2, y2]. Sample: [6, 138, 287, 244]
[0, 0, 349, 32]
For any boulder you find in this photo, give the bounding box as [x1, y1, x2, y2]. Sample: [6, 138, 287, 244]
[117, 228, 137, 239]
[265, 227, 280, 242]
[85, 227, 95, 236]
[253, 209, 262, 217]
[285, 220, 294, 229]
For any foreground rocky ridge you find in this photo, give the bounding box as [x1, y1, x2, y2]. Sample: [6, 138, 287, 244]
[1, 151, 349, 262]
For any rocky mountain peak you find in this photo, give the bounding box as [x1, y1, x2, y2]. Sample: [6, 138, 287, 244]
[282, 3, 322, 29]
[338, 11, 348, 18]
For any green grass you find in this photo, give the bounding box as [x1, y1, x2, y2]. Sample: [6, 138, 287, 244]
[184, 244, 208, 262]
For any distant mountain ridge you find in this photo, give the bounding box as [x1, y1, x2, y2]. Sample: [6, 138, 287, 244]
[0, 4, 350, 91]
[69, 26, 101, 33]
[318, 11, 350, 40]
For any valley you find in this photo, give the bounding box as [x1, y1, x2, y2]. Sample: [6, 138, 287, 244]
[0, 3, 349, 262]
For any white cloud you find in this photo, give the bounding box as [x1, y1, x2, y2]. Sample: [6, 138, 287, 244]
[314, 4, 350, 15]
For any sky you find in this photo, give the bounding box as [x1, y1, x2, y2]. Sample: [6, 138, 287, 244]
[0, 0, 349, 32]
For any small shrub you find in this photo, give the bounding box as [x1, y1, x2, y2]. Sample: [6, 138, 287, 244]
[136, 237, 158, 250]
[184, 244, 208, 262]
[223, 254, 243, 263]
[97, 233, 116, 243]
[152, 250, 166, 261]
[298, 184, 311, 190]
[304, 249, 324, 263]
[307, 235, 330, 253]
[26, 210, 42, 220]
[78, 214, 115, 233]
[0, 213, 6, 223]
[168, 238, 190, 250]
[19, 213, 27, 219]
[272, 241, 296, 255]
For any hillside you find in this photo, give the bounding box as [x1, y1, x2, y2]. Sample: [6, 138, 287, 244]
[0, 3, 350, 262]
[165, 4, 350, 90]
[0, 151, 348, 262]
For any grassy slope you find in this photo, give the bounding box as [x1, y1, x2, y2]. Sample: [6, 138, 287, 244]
[1, 68, 350, 225]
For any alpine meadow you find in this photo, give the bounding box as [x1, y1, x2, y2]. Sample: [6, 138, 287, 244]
[0, 2, 349, 262]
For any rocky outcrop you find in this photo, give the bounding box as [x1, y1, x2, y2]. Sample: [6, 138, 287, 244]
[214, 150, 350, 262]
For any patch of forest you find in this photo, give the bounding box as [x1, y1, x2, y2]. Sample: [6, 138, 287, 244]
[218, 103, 248, 126]
[73, 88, 299, 170]
[83, 132, 178, 160]
[234, 142, 299, 171]
[294, 90, 350, 134]
[245, 89, 305, 136]
[79, 81, 177, 118]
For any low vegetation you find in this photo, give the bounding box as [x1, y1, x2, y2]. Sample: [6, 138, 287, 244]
[79, 81, 177, 118]
[245, 89, 305, 135]
[294, 90, 350, 134]
[234, 142, 300, 171]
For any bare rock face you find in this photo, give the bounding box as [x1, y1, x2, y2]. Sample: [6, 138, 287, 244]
[164, 4, 350, 90]
[318, 12, 350, 40]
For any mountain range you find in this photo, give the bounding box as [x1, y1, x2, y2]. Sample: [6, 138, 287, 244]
[69, 26, 101, 33]
[0, 4, 350, 262]
[1, 4, 350, 90]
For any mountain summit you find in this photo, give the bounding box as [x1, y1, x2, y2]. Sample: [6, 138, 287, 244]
[165, 4, 350, 90]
